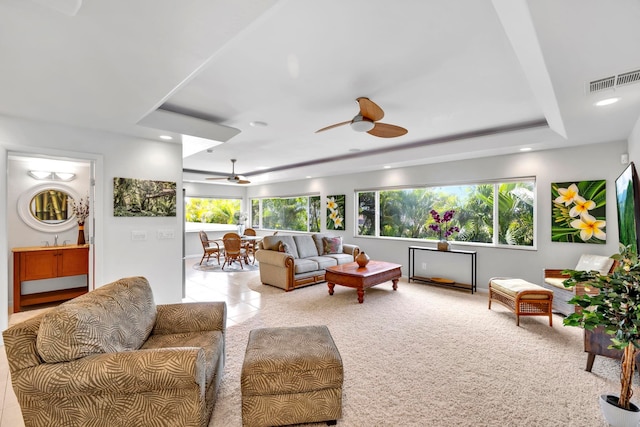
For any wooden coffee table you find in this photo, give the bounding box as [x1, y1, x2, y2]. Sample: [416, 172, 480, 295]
[326, 260, 402, 303]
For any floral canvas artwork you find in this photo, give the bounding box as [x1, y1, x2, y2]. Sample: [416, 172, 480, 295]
[551, 180, 606, 243]
[326, 195, 345, 230]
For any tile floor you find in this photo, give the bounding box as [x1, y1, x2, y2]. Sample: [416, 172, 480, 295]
[0, 257, 262, 426]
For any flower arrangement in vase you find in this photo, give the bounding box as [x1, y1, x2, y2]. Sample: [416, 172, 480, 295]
[69, 195, 89, 245]
[429, 209, 459, 251]
[234, 212, 248, 234]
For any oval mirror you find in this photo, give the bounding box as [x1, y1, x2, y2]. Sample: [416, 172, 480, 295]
[18, 184, 82, 232]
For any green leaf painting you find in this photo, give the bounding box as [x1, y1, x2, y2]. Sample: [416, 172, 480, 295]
[114, 177, 177, 217]
[551, 180, 606, 243]
[615, 165, 638, 253]
[326, 194, 345, 230]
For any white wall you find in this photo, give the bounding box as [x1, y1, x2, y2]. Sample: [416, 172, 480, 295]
[629, 116, 640, 163]
[247, 140, 627, 290]
[1, 115, 183, 340]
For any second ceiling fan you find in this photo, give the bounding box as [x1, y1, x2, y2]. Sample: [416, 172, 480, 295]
[206, 159, 250, 184]
[316, 97, 408, 138]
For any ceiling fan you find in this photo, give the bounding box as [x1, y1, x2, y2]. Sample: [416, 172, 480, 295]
[315, 97, 408, 138]
[206, 159, 250, 184]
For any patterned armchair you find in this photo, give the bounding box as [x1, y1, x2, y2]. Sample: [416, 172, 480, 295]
[3, 276, 226, 427]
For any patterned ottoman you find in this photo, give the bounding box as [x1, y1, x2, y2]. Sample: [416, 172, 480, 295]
[241, 325, 343, 427]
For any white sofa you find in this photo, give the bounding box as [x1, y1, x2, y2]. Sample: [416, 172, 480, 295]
[255, 233, 359, 291]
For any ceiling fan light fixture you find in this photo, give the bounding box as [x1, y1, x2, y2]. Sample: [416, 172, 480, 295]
[350, 117, 375, 132]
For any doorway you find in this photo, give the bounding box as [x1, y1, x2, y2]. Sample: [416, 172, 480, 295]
[6, 153, 96, 313]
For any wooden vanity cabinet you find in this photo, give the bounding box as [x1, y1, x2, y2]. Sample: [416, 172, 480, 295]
[13, 245, 89, 312]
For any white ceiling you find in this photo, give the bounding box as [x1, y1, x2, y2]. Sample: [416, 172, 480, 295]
[1, 0, 640, 185]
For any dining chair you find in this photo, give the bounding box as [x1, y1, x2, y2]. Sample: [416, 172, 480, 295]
[242, 228, 258, 264]
[222, 232, 248, 270]
[198, 230, 222, 265]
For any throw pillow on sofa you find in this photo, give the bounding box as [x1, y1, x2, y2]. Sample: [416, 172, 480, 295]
[278, 241, 295, 256]
[323, 236, 343, 254]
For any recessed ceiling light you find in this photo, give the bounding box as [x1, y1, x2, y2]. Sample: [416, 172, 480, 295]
[306, 176, 312, 179]
[520, 147, 532, 152]
[250, 121, 268, 127]
[595, 97, 620, 106]
[159, 135, 173, 140]
[383, 165, 391, 169]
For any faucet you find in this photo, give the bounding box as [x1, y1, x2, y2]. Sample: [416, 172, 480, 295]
[42, 241, 50, 247]
[54, 235, 58, 246]
[63, 240, 70, 246]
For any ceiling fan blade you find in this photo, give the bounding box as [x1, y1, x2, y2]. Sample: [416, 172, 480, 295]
[315, 120, 351, 133]
[368, 122, 408, 138]
[236, 179, 251, 184]
[205, 177, 228, 180]
[357, 97, 384, 121]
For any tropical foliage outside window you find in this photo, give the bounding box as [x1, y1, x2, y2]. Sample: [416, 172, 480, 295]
[185, 197, 241, 224]
[251, 195, 320, 232]
[251, 199, 259, 228]
[357, 180, 535, 247]
[309, 196, 321, 232]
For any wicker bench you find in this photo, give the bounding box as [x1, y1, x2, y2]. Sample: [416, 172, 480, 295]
[488, 277, 554, 327]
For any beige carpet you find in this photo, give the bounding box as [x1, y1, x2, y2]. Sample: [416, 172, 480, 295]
[209, 275, 621, 427]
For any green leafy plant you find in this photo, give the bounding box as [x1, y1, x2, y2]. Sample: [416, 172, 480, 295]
[563, 245, 640, 410]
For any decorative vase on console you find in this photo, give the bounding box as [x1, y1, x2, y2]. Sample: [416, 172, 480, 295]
[437, 240, 450, 252]
[429, 209, 459, 252]
[355, 251, 370, 268]
[77, 223, 86, 245]
[69, 195, 89, 246]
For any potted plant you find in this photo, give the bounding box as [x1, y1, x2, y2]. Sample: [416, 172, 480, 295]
[429, 209, 459, 251]
[563, 244, 640, 427]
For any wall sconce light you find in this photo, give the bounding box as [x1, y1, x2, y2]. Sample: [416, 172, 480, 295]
[28, 171, 76, 181]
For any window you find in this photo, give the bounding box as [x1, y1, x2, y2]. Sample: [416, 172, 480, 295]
[357, 180, 535, 247]
[251, 195, 321, 232]
[185, 197, 241, 225]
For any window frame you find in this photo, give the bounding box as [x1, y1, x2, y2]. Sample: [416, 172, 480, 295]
[184, 196, 243, 232]
[355, 177, 536, 250]
[250, 193, 321, 233]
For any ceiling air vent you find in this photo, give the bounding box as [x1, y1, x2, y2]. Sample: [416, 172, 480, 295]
[588, 68, 640, 93]
[617, 69, 640, 87]
[589, 76, 615, 93]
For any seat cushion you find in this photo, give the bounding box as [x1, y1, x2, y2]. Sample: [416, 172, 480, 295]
[141, 330, 223, 387]
[490, 278, 551, 300]
[36, 276, 157, 363]
[294, 258, 320, 274]
[306, 256, 338, 270]
[293, 235, 320, 258]
[544, 277, 567, 290]
[323, 253, 354, 265]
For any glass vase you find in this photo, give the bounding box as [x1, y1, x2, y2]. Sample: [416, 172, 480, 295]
[437, 239, 450, 251]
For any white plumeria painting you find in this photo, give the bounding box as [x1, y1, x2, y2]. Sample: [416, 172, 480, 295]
[551, 180, 606, 244]
[326, 195, 345, 230]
